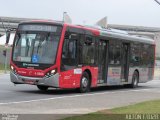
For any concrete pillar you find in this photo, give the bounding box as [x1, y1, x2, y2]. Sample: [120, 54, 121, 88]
[154, 32, 160, 58]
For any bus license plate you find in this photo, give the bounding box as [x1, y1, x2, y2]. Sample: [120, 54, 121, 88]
[24, 80, 35, 84]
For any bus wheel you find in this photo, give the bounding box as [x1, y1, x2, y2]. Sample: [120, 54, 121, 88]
[131, 71, 139, 88]
[79, 72, 91, 93]
[37, 85, 49, 91]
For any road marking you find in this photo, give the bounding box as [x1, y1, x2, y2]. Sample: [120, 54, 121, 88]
[130, 89, 151, 92]
[0, 88, 155, 105]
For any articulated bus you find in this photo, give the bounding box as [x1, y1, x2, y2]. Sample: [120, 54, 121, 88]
[8, 20, 155, 93]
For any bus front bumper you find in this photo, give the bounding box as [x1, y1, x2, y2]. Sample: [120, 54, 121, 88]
[10, 71, 59, 88]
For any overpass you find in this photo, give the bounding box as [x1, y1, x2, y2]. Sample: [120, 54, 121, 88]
[0, 16, 160, 36]
[0, 16, 160, 57]
[1, 16, 160, 34]
[0, 16, 40, 36]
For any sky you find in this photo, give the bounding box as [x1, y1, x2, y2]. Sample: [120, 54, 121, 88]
[0, 0, 160, 27]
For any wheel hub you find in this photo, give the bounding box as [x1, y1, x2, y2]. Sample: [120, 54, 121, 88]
[134, 76, 138, 86]
[82, 77, 88, 88]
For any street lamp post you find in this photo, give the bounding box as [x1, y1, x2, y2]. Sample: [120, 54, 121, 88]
[4, 49, 7, 73]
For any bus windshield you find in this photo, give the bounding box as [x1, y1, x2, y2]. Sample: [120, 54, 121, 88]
[13, 25, 62, 65]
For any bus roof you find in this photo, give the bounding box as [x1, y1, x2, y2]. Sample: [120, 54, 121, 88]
[100, 29, 155, 45]
[66, 23, 155, 45]
[76, 24, 155, 45]
[19, 20, 155, 45]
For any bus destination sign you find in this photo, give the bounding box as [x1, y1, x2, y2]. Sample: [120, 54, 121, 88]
[18, 24, 57, 32]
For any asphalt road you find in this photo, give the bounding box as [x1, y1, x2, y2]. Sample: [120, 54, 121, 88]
[0, 74, 160, 114]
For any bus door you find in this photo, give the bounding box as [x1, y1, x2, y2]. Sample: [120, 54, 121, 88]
[98, 40, 108, 83]
[121, 43, 130, 82]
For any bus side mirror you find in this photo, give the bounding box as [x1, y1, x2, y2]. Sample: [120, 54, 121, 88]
[5, 30, 11, 46]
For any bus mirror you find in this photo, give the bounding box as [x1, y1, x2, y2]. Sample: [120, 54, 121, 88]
[6, 30, 11, 46]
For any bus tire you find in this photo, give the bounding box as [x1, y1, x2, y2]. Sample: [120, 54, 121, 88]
[130, 71, 139, 88]
[37, 85, 48, 91]
[79, 72, 91, 93]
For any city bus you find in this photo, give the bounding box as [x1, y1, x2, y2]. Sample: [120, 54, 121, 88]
[7, 20, 155, 93]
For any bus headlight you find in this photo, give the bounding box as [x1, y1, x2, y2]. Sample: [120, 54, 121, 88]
[10, 65, 17, 74]
[51, 69, 56, 74]
[11, 66, 14, 70]
[45, 69, 57, 78]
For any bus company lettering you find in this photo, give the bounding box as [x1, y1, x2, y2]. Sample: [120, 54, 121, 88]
[23, 63, 39, 67]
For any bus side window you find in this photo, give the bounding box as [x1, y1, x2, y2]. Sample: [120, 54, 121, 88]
[148, 45, 155, 67]
[130, 43, 141, 66]
[109, 40, 121, 65]
[141, 44, 150, 67]
[61, 32, 78, 71]
[81, 35, 95, 64]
